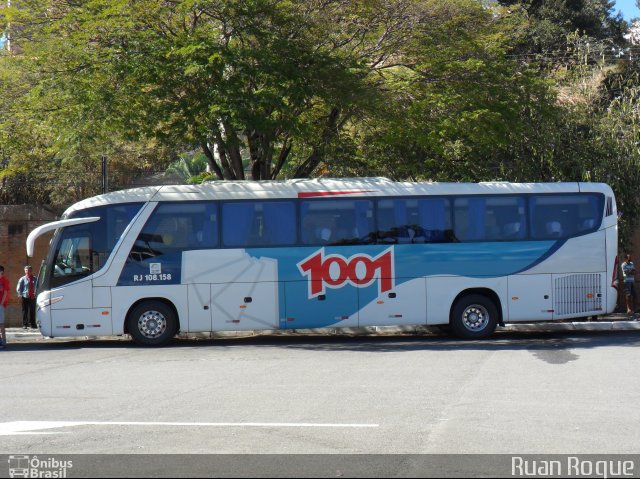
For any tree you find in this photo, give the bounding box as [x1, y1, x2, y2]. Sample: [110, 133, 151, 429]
[497, 0, 625, 54]
[2, 0, 638, 250]
[3, 0, 387, 180]
[338, 1, 558, 182]
[3, 0, 553, 183]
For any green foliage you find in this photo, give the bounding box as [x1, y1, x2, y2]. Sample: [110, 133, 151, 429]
[0, 0, 639, 248]
[497, 0, 625, 54]
[166, 153, 210, 184]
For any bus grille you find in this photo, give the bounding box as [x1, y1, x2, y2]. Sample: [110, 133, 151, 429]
[554, 273, 603, 316]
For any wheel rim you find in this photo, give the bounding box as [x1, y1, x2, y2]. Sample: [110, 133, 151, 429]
[137, 310, 167, 339]
[461, 304, 490, 332]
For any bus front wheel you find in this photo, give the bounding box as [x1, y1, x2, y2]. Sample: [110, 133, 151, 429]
[127, 301, 177, 346]
[450, 294, 498, 340]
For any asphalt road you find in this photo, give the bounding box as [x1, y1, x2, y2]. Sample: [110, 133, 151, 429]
[1, 326, 639, 476]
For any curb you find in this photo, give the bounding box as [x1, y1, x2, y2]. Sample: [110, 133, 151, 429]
[3, 318, 640, 343]
[501, 320, 640, 332]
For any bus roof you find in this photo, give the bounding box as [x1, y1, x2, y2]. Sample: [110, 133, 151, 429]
[62, 178, 614, 216]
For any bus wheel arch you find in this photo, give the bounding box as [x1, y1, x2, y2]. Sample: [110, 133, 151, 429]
[125, 298, 180, 346]
[449, 289, 501, 340]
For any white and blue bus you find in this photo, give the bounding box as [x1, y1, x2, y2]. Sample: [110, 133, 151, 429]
[26, 178, 618, 345]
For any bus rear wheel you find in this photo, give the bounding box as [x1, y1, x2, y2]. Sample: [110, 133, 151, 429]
[127, 301, 177, 346]
[450, 294, 498, 340]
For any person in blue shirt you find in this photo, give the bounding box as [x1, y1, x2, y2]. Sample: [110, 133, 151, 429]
[621, 254, 637, 315]
[16, 265, 37, 330]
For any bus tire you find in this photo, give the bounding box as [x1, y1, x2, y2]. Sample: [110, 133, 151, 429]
[127, 300, 177, 346]
[450, 294, 498, 340]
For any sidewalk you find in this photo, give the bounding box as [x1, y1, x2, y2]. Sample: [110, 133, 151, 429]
[3, 314, 640, 343]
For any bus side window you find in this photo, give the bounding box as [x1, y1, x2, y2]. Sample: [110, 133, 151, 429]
[262, 202, 296, 246]
[376, 198, 451, 244]
[545, 221, 563, 238]
[502, 221, 523, 239]
[375, 199, 404, 244]
[455, 196, 525, 242]
[580, 218, 596, 231]
[496, 203, 526, 241]
[301, 200, 373, 246]
[130, 202, 218, 262]
[578, 195, 601, 232]
[302, 213, 335, 245]
[222, 203, 254, 247]
[223, 201, 295, 247]
[454, 198, 487, 241]
[417, 198, 450, 242]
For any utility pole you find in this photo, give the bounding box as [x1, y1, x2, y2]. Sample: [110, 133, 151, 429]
[5, 0, 10, 53]
[101, 155, 108, 194]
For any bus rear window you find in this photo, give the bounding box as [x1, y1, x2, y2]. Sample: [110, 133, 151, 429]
[529, 194, 603, 240]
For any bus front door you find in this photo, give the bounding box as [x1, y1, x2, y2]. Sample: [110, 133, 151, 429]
[187, 283, 212, 332]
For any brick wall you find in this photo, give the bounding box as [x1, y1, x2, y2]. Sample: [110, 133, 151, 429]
[0, 206, 58, 327]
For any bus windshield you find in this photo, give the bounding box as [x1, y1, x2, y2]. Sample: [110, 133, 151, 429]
[43, 203, 143, 290]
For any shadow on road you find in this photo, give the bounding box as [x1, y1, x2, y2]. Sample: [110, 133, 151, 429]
[6, 329, 640, 358]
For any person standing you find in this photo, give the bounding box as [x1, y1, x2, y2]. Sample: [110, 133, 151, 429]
[16, 265, 37, 330]
[621, 254, 637, 315]
[0, 266, 9, 348]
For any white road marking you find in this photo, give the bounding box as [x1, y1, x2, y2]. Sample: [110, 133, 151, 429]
[0, 420, 379, 436]
[0, 421, 84, 436]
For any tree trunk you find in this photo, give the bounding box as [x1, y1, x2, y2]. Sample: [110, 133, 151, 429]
[199, 142, 224, 180]
[222, 122, 245, 180]
[293, 107, 340, 178]
[247, 130, 273, 180]
[271, 138, 292, 179]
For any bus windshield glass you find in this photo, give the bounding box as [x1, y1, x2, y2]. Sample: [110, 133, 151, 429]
[45, 203, 143, 289]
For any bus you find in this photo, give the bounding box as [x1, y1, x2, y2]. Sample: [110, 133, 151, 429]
[25, 178, 618, 345]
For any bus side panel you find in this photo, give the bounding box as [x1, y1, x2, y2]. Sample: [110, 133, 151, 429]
[50, 279, 99, 337]
[49, 279, 114, 336]
[357, 277, 427, 326]
[521, 231, 606, 274]
[283, 280, 359, 329]
[425, 276, 508, 325]
[182, 249, 280, 332]
[50, 308, 113, 336]
[211, 280, 280, 331]
[256, 242, 554, 329]
[507, 274, 553, 322]
[93, 286, 111, 308]
[50, 278, 92, 310]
